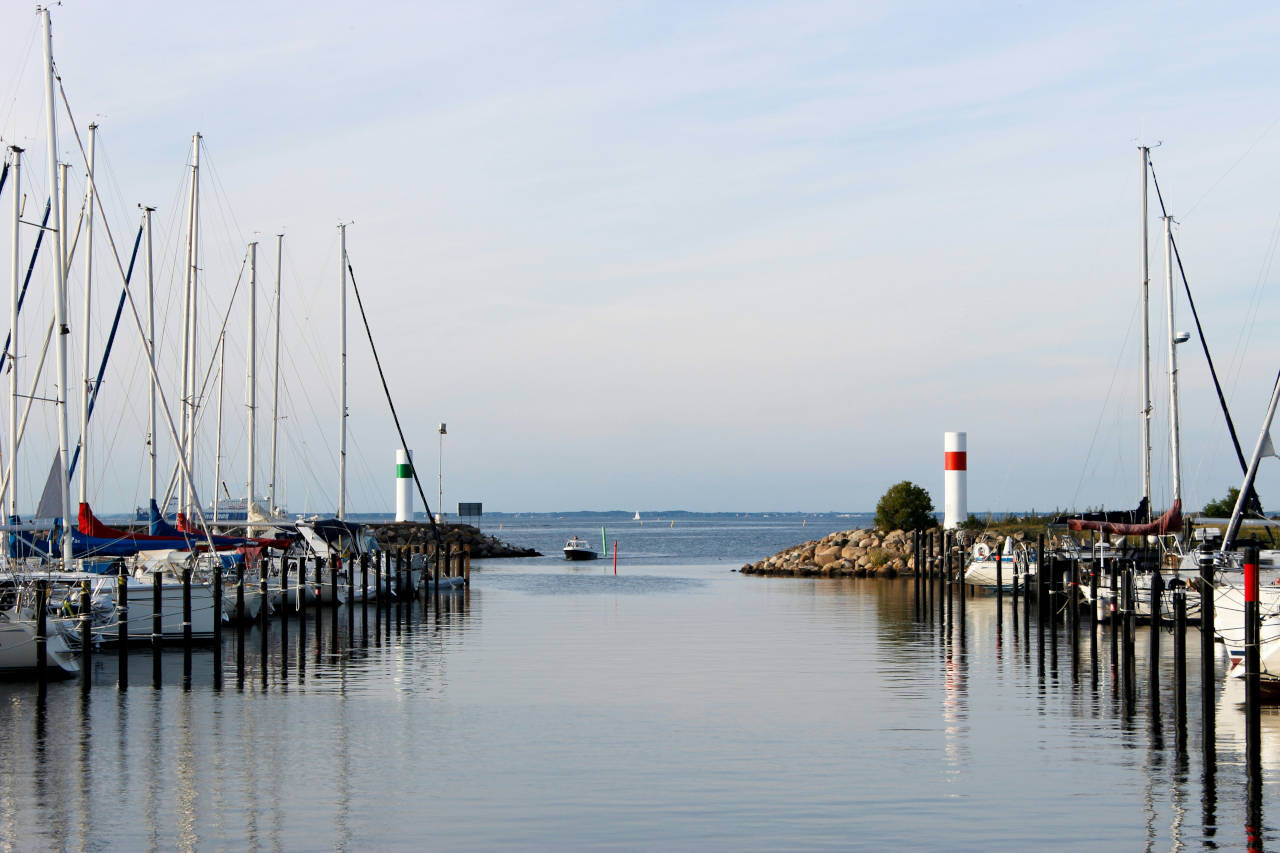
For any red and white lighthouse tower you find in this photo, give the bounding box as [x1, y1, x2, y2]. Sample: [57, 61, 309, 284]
[944, 432, 967, 529]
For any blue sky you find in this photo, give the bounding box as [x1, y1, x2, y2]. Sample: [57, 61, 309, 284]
[3, 1, 1280, 515]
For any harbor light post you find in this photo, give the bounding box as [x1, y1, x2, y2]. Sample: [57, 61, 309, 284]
[437, 422, 447, 524]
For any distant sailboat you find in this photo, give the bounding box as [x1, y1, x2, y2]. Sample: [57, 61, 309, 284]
[633, 511, 641, 521]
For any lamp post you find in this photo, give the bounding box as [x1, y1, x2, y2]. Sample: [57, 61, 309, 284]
[437, 422, 447, 524]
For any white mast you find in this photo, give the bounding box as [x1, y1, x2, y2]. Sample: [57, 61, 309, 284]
[143, 205, 156, 507]
[41, 7, 73, 564]
[1164, 215, 1183, 508]
[269, 233, 282, 515]
[1139, 145, 1152, 519]
[213, 332, 224, 523]
[7, 146, 21, 520]
[180, 133, 200, 516]
[246, 240, 257, 523]
[77, 122, 96, 508]
[338, 223, 347, 520]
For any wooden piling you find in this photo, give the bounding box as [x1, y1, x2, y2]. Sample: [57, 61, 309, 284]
[212, 564, 222, 691]
[236, 565, 246, 685]
[182, 568, 192, 689]
[35, 580, 47, 688]
[912, 531, 920, 616]
[1245, 545, 1261, 748]
[1173, 585, 1187, 751]
[995, 538, 1003, 619]
[1067, 555, 1077, 637]
[346, 556, 355, 642]
[1149, 568, 1165, 703]
[259, 573, 269, 687]
[152, 571, 162, 689]
[1036, 534, 1047, 622]
[465, 545, 472, 586]
[280, 558, 290, 679]
[79, 580, 91, 687]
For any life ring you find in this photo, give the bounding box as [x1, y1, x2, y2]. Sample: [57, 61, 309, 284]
[973, 543, 991, 560]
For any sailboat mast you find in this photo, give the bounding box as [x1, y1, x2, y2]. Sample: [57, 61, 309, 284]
[338, 223, 347, 520]
[1164, 215, 1183, 508]
[213, 332, 224, 523]
[77, 122, 96, 507]
[143, 205, 156, 506]
[41, 7, 73, 564]
[7, 146, 20, 519]
[179, 134, 199, 515]
[269, 233, 281, 514]
[1224, 369, 1280, 551]
[1139, 145, 1152, 519]
[247, 241, 257, 520]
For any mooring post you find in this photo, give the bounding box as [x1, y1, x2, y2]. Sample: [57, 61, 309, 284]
[944, 531, 953, 632]
[212, 563, 222, 690]
[259, 572, 269, 686]
[79, 579, 91, 687]
[298, 555, 308, 622]
[236, 565, 246, 684]
[313, 557, 324, 647]
[1011, 547, 1019, 607]
[1149, 566, 1165, 703]
[35, 580, 47, 689]
[1122, 567, 1135, 710]
[1198, 549, 1215, 732]
[346, 556, 355, 642]
[958, 534, 966, 626]
[361, 553, 369, 616]
[1067, 553, 1078, 637]
[1173, 585, 1187, 753]
[297, 558, 308, 677]
[1244, 544, 1264, 847]
[152, 570, 162, 689]
[280, 558, 290, 679]
[1036, 534, 1047, 622]
[182, 568, 192, 688]
[1089, 561, 1099, 628]
[1245, 545, 1261, 753]
[995, 538, 1003, 620]
[329, 558, 338, 611]
[374, 553, 383, 645]
[116, 574, 129, 689]
[280, 556, 290, 630]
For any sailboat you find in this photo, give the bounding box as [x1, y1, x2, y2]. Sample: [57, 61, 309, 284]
[1066, 150, 1198, 623]
[633, 511, 641, 521]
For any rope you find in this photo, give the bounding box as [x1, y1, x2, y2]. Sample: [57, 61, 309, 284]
[344, 259, 441, 550]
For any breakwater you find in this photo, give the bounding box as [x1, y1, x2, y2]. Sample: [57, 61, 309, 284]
[370, 521, 541, 558]
[740, 526, 1029, 576]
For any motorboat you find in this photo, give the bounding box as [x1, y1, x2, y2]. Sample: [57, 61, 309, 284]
[563, 536, 597, 561]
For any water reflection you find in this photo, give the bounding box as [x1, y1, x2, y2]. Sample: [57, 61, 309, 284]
[0, 558, 1278, 849]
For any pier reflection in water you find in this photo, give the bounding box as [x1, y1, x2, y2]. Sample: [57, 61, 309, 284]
[0, 518, 1275, 851]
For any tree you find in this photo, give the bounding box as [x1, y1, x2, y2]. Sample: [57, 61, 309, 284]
[875, 481, 936, 531]
[1203, 487, 1241, 518]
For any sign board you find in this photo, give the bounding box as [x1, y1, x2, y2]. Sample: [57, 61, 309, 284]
[457, 502, 482, 518]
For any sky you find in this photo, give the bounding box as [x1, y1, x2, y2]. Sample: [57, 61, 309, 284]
[2, 1, 1280, 516]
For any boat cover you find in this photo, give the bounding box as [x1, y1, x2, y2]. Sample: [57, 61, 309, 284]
[1067, 499, 1182, 536]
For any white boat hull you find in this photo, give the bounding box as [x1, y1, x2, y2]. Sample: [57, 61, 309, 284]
[0, 617, 79, 677]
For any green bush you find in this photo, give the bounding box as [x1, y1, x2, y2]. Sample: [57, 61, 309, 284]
[874, 481, 936, 531]
[1203, 487, 1241, 518]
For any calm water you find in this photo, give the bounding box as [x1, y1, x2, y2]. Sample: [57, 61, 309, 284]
[1, 516, 1276, 851]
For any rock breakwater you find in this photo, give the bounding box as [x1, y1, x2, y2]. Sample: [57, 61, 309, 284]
[740, 527, 1030, 577]
[370, 522, 541, 558]
[741, 528, 915, 577]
